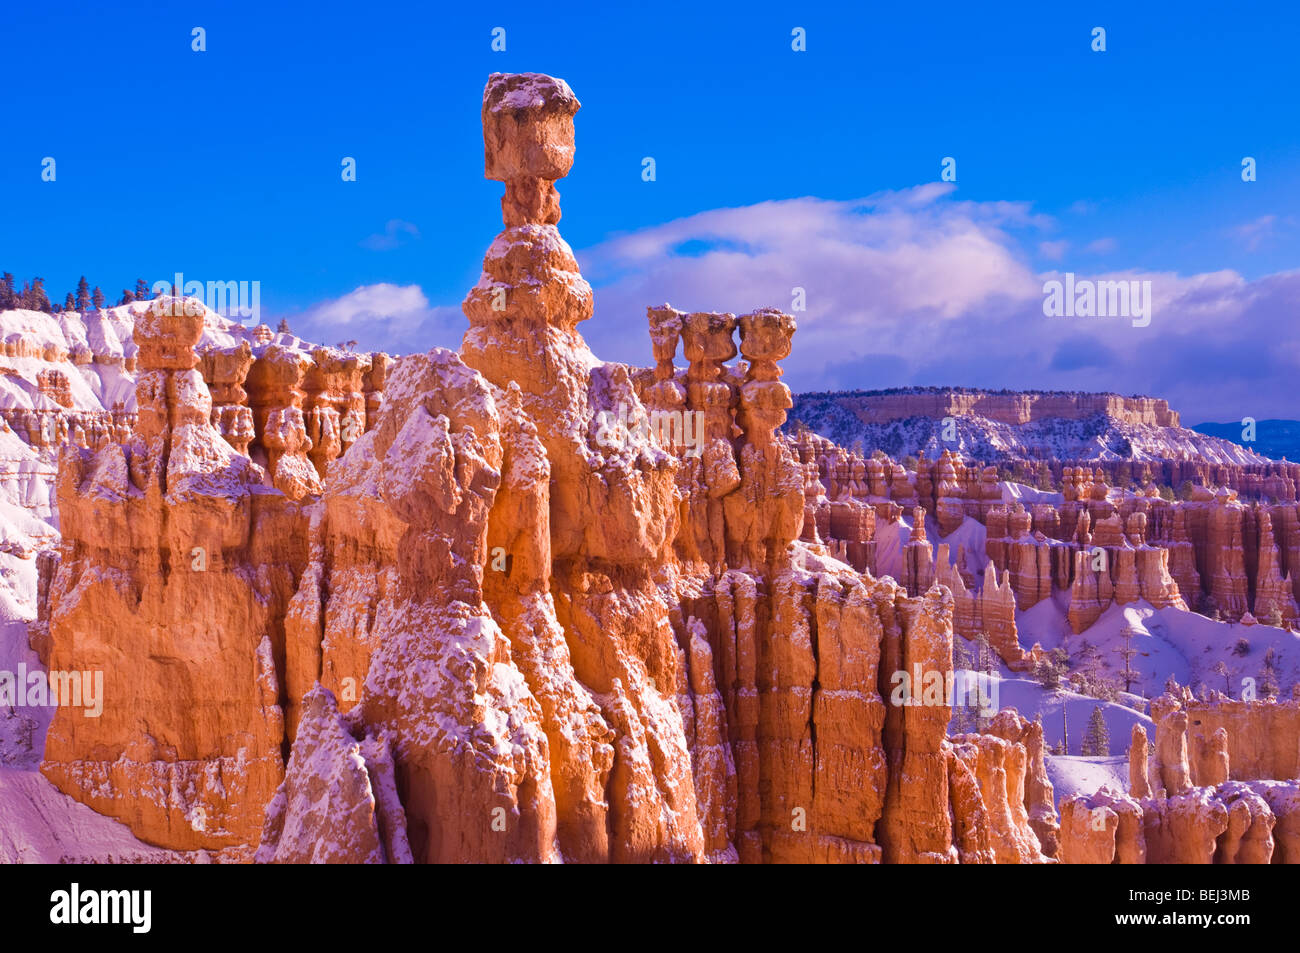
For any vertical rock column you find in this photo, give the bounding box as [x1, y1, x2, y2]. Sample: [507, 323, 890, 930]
[878, 584, 959, 863]
[197, 341, 255, 455]
[1252, 510, 1299, 623]
[461, 72, 704, 862]
[679, 311, 742, 568]
[725, 309, 803, 569]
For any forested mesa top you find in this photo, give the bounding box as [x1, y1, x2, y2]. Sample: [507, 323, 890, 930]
[796, 388, 1179, 428]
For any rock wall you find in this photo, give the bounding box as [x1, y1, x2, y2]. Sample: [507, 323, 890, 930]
[1059, 690, 1300, 863]
[39, 303, 304, 850]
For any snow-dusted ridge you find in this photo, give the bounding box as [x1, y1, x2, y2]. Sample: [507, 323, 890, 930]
[789, 388, 1269, 465]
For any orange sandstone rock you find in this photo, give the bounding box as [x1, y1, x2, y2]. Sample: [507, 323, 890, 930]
[40, 303, 301, 850]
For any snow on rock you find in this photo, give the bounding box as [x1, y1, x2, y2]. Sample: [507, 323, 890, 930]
[0, 768, 192, 863]
[1019, 594, 1300, 701]
[0, 619, 48, 768]
[256, 685, 411, 864]
[1047, 755, 1130, 810]
[939, 514, 990, 576]
[1000, 481, 1064, 506]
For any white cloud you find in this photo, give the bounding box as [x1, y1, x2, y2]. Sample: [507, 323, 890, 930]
[288, 283, 464, 355]
[280, 191, 1300, 422]
[306, 283, 429, 325]
[569, 190, 1300, 420]
[360, 220, 421, 252]
[577, 187, 1044, 388]
[1039, 240, 1069, 261]
[1228, 215, 1279, 253]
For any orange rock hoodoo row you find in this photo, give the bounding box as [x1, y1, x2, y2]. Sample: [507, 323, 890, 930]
[795, 434, 1300, 640]
[1059, 689, 1300, 864]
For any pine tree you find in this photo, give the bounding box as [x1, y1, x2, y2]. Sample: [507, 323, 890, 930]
[75, 277, 90, 312]
[276, 318, 291, 334]
[0, 273, 17, 310]
[91, 286, 105, 310]
[64, 292, 76, 312]
[953, 639, 974, 673]
[1032, 647, 1069, 691]
[134, 278, 151, 301]
[27, 277, 51, 312]
[119, 289, 135, 306]
[1114, 624, 1146, 694]
[1082, 706, 1110, 757]
[950, 700, 976, 735]
[1259, 647, 1280, 698]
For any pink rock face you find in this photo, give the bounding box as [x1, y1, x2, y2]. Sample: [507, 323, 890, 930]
[949, 733, 1045, 863]
[41, 307, 299, 851]
[1129, 724, 1152, 799]
[802, 436, 1298, 646]
[985, 709, 1057, 857]
[1215, 783, 1275, 864]
[1059, 787, 1146, 864]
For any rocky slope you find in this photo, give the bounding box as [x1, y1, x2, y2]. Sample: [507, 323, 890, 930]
[1194, 419, 1300, 464]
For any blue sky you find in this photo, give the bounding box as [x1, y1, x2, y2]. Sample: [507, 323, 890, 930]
[3, 1, 1298, 419]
